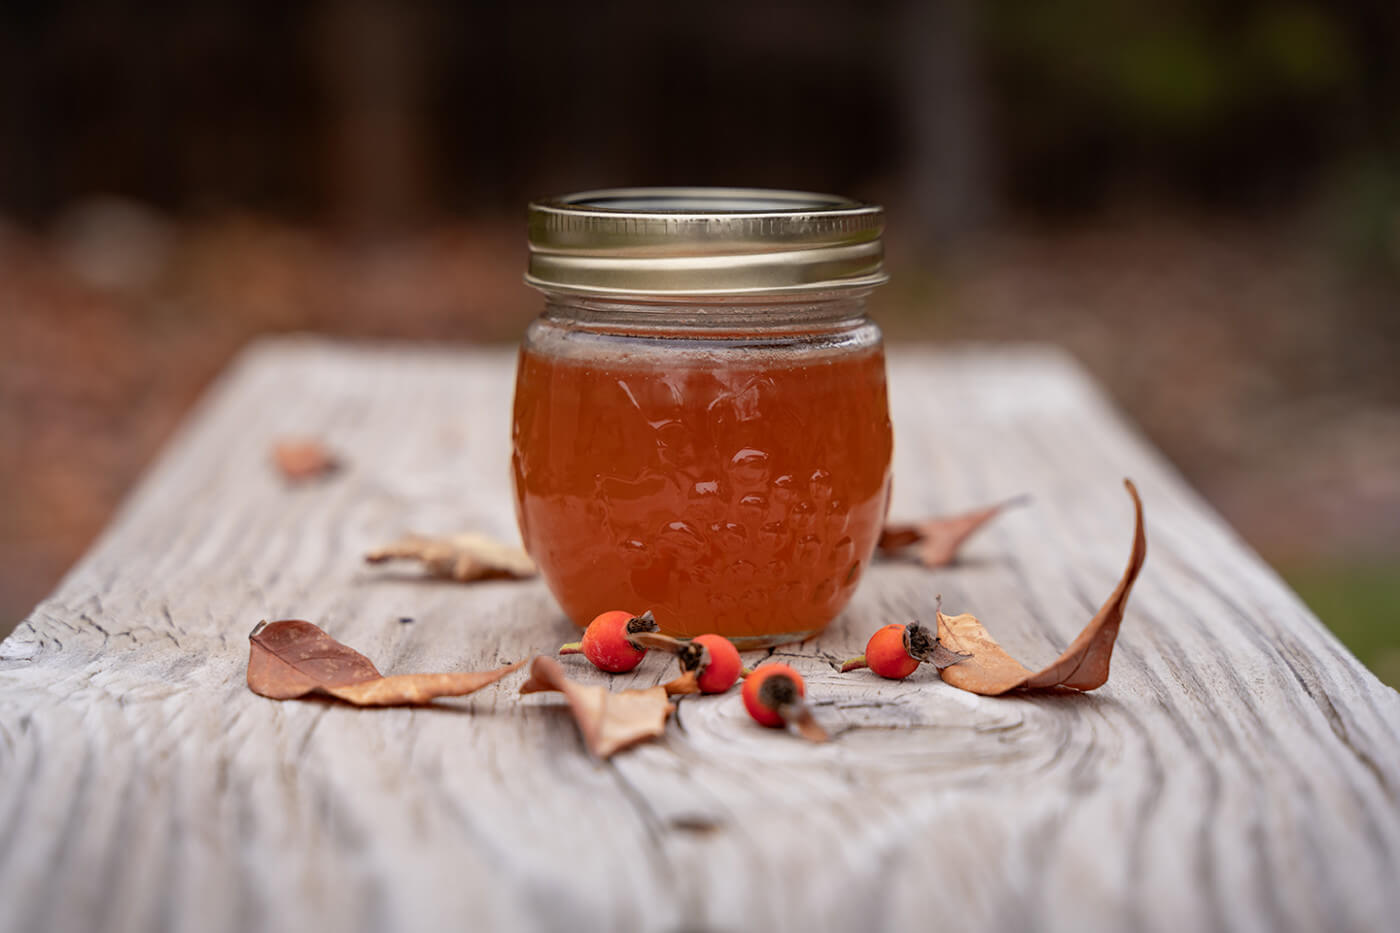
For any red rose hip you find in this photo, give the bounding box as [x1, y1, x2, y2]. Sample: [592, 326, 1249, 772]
[558, 610, 659, 673]
[839, 619, 969, 679]
[628, 631, 746, 695]
[742, 663, 828, 741]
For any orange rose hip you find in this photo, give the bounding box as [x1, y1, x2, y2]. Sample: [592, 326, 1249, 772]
[558, 610, 659, 673]
[742, 663, 828, 741]
[839, 620, 970, 679]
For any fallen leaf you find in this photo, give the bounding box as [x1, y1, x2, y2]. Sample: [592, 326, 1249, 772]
[273, 438, 339, 481]
[936, 479, 1147, 695]
[247, 619, 523, 705]
[878, 494, 1028, 567]
[662, 669, 700, 696]
[365, 532, 536, 581]
[519, 656, 671, 758]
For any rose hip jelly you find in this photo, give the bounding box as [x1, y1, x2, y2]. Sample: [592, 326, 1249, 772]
[512, 189, 892, 647]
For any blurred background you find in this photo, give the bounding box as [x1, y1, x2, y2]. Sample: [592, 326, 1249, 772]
[1, 0, 1397, 682]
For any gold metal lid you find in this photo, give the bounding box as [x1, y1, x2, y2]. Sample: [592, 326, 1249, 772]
[526, 187, 887, 297]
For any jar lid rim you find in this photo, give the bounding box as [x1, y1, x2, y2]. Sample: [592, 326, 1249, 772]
[527, 187, 887, 297]
[531, 187, 877, 217]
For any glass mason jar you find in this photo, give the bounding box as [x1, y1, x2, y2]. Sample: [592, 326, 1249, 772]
[511, 188, 892, 648]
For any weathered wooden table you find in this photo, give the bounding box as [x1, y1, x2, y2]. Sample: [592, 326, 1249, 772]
[2, 338, 1397, 933]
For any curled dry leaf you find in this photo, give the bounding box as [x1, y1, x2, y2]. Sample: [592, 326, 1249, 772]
[519, 656, 672, 758]
[936, 479, 1147, 696]
[365, 532, 536, 582]
[273, 438, 340, 481]
[247, 619, 523, 706]
[879, 494, 1028, 567]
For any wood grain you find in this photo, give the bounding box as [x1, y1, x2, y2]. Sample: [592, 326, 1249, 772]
[1, 337, 1397, 933]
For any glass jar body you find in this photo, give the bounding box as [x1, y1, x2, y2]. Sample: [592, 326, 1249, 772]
[511, 292, 892, 648]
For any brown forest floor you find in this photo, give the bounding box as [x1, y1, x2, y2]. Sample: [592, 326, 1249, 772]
[3, 202, 1397, 681]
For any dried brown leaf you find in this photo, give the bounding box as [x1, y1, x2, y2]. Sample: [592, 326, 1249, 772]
[662, 670, 701, 696]
[272, 438, 339, 481]
[247, 619, 523, 706]
[878, 495, 1028, 567]
[365, 532, 536, 581]
[936, 480, 1147, 695]
[519, 656, 672, 758]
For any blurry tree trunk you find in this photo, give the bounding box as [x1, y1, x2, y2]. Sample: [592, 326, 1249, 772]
[900, 0, 993, 245]
[314, 0, 431, 231]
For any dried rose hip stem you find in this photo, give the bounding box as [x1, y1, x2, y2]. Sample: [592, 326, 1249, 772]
[904, 619, 970, 668]
[627, 631, 686, 653]
[627, 631, 700, 695]
[839, 619, 970, 680]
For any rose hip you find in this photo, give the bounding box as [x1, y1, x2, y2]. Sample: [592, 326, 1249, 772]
[687, 634, 743, 693]
[741, 663, 828, 741]
[558, 610, 659, 673]
[839, 619, 969, 679]
[629, 631, 745, 695]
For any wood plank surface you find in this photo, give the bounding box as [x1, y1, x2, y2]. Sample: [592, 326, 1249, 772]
[1, 337, 1397, 933]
